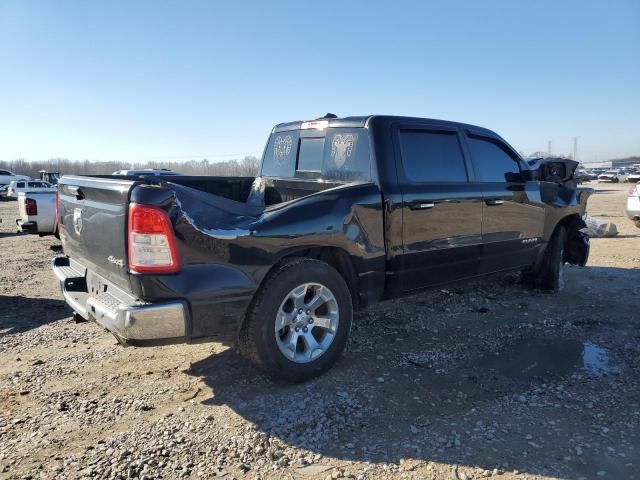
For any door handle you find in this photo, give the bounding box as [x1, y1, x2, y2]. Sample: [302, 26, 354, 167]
[485, 199, 504, 206]
[409, 202, 435, 210]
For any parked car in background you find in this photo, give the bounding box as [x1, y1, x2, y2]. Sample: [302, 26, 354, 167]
[7, 180, 56, 199]
[16, 191, 57, 236]
[575, 169, 594, 183]
[627, 170, 640, 183]
[626, 184, 640, 228]
[0, 170, 30, 186]
[53, 114, 591, 382]
[112, 168, 181, 176]
[598, 170, 627, 183]
[0, 185, 9, 201]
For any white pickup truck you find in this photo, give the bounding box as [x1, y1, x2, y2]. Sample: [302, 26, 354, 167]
[16, 191, 57, 236]
[7, 180, 55, 199]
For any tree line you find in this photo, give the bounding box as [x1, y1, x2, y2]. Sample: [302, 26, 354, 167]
[0, 156, 260, 178]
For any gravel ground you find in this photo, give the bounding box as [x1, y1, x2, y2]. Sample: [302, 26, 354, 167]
[1, 183, 639, 480]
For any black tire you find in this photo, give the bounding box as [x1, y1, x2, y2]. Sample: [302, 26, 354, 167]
[238, 258, 353, 382]
[530, 225, 567, 292]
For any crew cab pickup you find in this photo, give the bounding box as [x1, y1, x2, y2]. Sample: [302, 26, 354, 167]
[53, 115, 590, 381]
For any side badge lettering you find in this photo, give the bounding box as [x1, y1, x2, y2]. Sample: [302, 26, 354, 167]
[73, 208, 83, 235]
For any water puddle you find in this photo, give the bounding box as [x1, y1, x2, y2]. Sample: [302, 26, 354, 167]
[582, 342, 620, 375]
[479, 338, 619, 381]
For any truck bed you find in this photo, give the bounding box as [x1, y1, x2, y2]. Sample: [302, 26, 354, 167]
[57, 174, 357, 291]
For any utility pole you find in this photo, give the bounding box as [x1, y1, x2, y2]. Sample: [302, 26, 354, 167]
[548, 140, 552, 155]
[573, 137, 578, 162]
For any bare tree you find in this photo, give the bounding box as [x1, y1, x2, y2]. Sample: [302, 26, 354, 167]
[0, 156, 260, 178]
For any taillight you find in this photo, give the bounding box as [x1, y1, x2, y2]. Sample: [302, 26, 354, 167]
[25, 198, 37, 216]
[128, 203, 180, 273]
[629, 186, 639, 197]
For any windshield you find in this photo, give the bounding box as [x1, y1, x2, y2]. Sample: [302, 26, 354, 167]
[260, 127, 372, 181]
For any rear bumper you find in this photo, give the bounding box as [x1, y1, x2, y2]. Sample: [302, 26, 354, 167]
[52, 256, 189, 346]
[16, 219, 37, 234]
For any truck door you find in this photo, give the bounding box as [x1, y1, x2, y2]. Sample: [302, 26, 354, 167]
[394, 126, 483, 291]
[463, 133, 545, 272]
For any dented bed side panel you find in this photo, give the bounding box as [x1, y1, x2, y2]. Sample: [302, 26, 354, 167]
[129, 181, 386, 340]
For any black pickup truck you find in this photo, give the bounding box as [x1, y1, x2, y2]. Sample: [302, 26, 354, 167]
[53, 115, 590, 381]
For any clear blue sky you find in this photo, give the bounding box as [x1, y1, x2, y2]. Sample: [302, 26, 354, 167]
[1, 0, 638, 164]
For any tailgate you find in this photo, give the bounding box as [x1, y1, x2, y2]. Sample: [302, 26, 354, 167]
[58, 176, 138, 291]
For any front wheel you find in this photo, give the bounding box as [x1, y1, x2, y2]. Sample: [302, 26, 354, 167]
[526, 226, 567, 292]
[238, 258, 352, 382]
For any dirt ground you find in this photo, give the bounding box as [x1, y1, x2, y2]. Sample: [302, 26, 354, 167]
[0, 183, 639, 480]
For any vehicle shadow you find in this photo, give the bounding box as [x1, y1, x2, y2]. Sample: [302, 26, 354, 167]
[0, 232, 23, 239]
[0, 295, 71, 335]
[613, 233, 640, 238]
[185, 266, 639, 478]
[591, 189, 621, 194]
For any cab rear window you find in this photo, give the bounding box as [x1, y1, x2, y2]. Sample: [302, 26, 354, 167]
[261, 127, 371, 181]
[297, 138, 325, 172]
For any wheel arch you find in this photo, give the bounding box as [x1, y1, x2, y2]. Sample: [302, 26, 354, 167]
[540, 213, 587, 266]
[557, 213, 589, 266]
[532, 212, 588, 274]
[235, 246, 361, 344]
[265, 246, 360, 310]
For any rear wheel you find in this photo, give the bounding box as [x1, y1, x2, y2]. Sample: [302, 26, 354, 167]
[527, 226, 567, 292]
[239, 258, 352, 382]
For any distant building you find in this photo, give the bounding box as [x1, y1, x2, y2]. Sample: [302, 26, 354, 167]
[580, 161, 612, 169]
[529, 151, 571, 159]
[610, 156, 640, 168]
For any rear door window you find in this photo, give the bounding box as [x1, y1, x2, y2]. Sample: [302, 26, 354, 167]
[467, 135, 521, 182]
[398, 129, 468, 182]
[17, 182, 25, 188]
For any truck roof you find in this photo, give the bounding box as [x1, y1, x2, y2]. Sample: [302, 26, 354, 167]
[272, 114, 498, 138]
